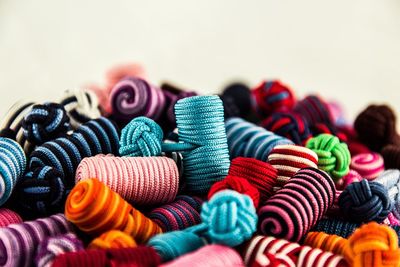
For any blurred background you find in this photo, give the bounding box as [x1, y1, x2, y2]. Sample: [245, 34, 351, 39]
[0, 0, 399, 121]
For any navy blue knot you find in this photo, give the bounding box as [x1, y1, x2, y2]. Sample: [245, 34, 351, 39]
[22, 102, 70, 144]
[339, 179, 392, 223]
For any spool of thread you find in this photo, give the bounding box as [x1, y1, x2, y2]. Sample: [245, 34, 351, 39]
[339, 179, 392, 223]
[241, 235, 348, 267]
[225, 117, 293, 161]
[22, 102, 71, 145]
[29, 117, 120, 184]
[35, 233, 84, 267]
[52, 246, 161, 267]
[208, 175, 260, 207]
[120, 96, 231, 195]
[0, 100, 36, 155]
[228, 157, 278, 201]
[306, 133, 351, 181]
[88, 230, 137, 249]
[59, 89, 101, 128]
[0, 213, 74, 267]
[261, 111, 311, 145]
[258, 167, 336, 242]
[220, 82, 252, 119]
[148, 195, 203, 232]
[0, 137, 26, 206]
[382, 144, 400, 169]
[0, 208, 22, 227]
[110, 77, 166, 123]
[252, 80, 296, 116]
[65, 178, 162, 243]
[335, 170, 363, 190]
[374, 169, 400, 219]
[354, 104, 400, 152]
[346, 222, 400, 267]
[267, 144, 318, 187]
[293, 95, 334, 126]
[160, 245, 245, 267]
[350, 152, 384, 180]
[304, 232, 351, 259]
[76, 155, 179, 206]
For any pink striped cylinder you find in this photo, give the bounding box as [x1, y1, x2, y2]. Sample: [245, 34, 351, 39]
[350, 152, 384, 180]
[76, 155, 179, 206]
[0, 208, 22, 227]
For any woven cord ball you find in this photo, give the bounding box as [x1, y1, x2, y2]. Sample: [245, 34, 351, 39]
[267, 144, 318, 187]
[258, 167, 336, 242]
[346, 222, 400, 267]
[35, 233, 84, 267]
[160, 245, 245, 267]
[374, 169, 400, 220]
[304, 232, 352, 260]
[382, 144, 400, 169]
[148, 195, 203, 232]
[350, 152, 384, 180]
[335, 169, 363, 190]
[59, 89, 101, 128]
[22, 102, 71, 145]
[220, 82, 252, 119]
[306, 133, 351, 181]
[261, 111, 312, 145]
[293, 95, 334, 126]
[75, 155, 179, 206]
[354, 104, 400, 152]
[252, 80, 296, 116]
[338, 179, 392, 223]
[65, 178, 162, 243]
[0, 137, 26, 206]
[207, 175, 260, 207]
[0, 214, 74, 267]
[0, 208, 22, 227]
[88, 230, 137, 249]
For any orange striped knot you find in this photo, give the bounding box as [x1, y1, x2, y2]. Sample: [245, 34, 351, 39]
[89, 230, 137, 249]
[65, 178, 162, 243]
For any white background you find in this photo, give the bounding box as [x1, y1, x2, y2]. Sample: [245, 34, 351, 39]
[1, 0, 399, 122]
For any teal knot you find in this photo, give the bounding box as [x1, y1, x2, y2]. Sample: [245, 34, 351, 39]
[148, 231, 205, 262]
[119, 116, 163, 157]
[201, 189, 257, 247]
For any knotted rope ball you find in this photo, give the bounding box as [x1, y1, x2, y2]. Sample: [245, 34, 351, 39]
[35, 233, 84, 267]
[252, 80, 296, 116]
[354, 104, 400, 152]
[22, 102, 71, 145]
[220, 82, 252, 119]
[258, 168, 336, 242]
[0, 137, 26, 206]
[382, 144, 400, 169]
[304, 232, 351, 259]
[59, 89, 101, 128]
[261, 111, 312, 145]
[201, 190, 257, 247]
[350, 152, 384, 180]
[374, 169, 400, 220]
[306, 133, 351, 181]
[89, 230, 137, 249]
[335, 169, 363, 190]
[346, 222, 400, 267]
[16, 166, 66, 216]
[119, 116, 163, 157]
[339, 179, 392, 223]
[293, 95, 334, 126]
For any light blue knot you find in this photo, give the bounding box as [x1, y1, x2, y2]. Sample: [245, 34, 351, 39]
[201, 189, 257, 247]
[148, 230, 205, 262]
[119, 116, 163, 157]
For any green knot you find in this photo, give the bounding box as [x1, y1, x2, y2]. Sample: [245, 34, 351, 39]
[306, 133, 351, 181]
